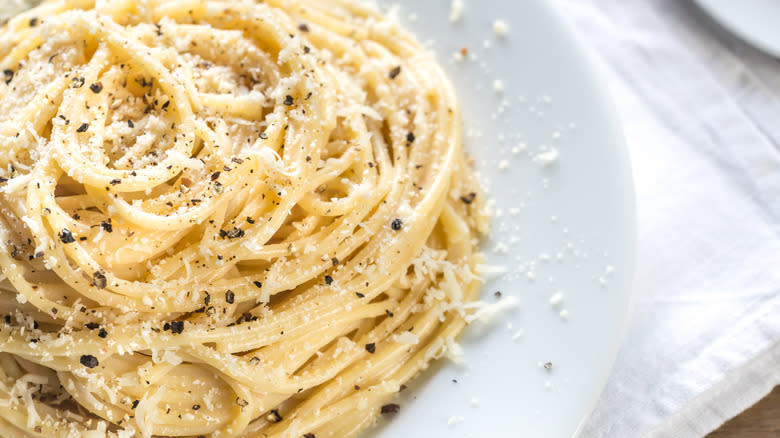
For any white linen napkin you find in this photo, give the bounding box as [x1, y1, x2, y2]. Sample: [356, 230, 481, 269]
[556, 0, 780, 436]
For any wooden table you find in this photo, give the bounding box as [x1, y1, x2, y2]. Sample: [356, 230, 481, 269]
[706, 387, 779, 437]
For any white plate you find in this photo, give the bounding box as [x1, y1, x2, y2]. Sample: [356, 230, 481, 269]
[693, 0, 780, 58]
[2, 1, 636, 437]
[367, 1, 636, 437]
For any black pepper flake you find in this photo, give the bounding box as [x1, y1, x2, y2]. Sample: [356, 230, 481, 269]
[72, 77, 85, 88]
[283, 95, 294, 106]
[76, 123, 89, 133]
[85, 322, 99, 330]
[356, 292, 365, 298]
[253, 281, 263, 288]
[324, 275, 333, 285]
[385, 309, 394, 318]
[246, 217, 255, 224]
[192, 404, 200, 410]
[80, 355, 99, 368]
[109, 178, 121, 185]
[365, 343, 376, 354]
[331, 257, 339, 266]
[210, 171, 221, 181]
[222, 228, 245, 239]
[98, 328, 107, 338]
[161, 100, 170, 110]
[460, 192, 477, 204]
[391, 218, 403, 231]
[127, 120, 134, 128]
[100, 220, 113, 233]
[298, 23, 309, 32]
[3, 69, 13, 85]
[304, 434, 315, 438]
[236, 397, 248, 407]
[380, 404, 400, 415]
[388, 66, 402, 79]
[92, 271, 107, 289]
[406, 132, 415, 146]
[268, 409, 282, 423]
[169, 321, 184, 334]
[131, 400, 139, 409]
[303, 46, 311, 54]
[225, 290, 235, 304]
[29, 17, 38, 27]
[89, 82, 103, 93]
[59, 229, 76, 244]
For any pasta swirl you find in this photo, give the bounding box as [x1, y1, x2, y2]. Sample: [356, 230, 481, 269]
[0, 1, 489, 437]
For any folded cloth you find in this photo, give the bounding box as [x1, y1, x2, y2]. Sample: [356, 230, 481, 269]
[556, 0, 780, 436]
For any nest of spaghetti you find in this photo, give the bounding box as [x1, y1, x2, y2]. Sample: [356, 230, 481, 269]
[0, 1, 489, 437]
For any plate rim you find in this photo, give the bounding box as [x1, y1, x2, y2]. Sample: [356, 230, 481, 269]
[538, 1, 639, 434]
[692, 0, 780, 58]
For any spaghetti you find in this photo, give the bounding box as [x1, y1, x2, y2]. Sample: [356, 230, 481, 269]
[0, 1, 489, 437]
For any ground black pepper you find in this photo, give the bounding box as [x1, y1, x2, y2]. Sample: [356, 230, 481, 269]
[268, 409, 282, 423]
[225, 290, 235, 304]
[365, 343, 376, 354]
[222, 228, 245, 239]
[388, 66, 402, 79]
[460, 192, 477, 204]
[167, 321, 184, 334]
[90, 82, 103, 93]
[391, 218, 403, 231]
[380, 404, 400, 414]
[80, 355, 99, 368]
[92, 271, 107, 289]
[59, 229, 75, 244]
[76, 123, 89, 133]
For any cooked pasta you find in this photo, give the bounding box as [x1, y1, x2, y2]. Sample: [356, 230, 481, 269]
[0, 0, 489, 437]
